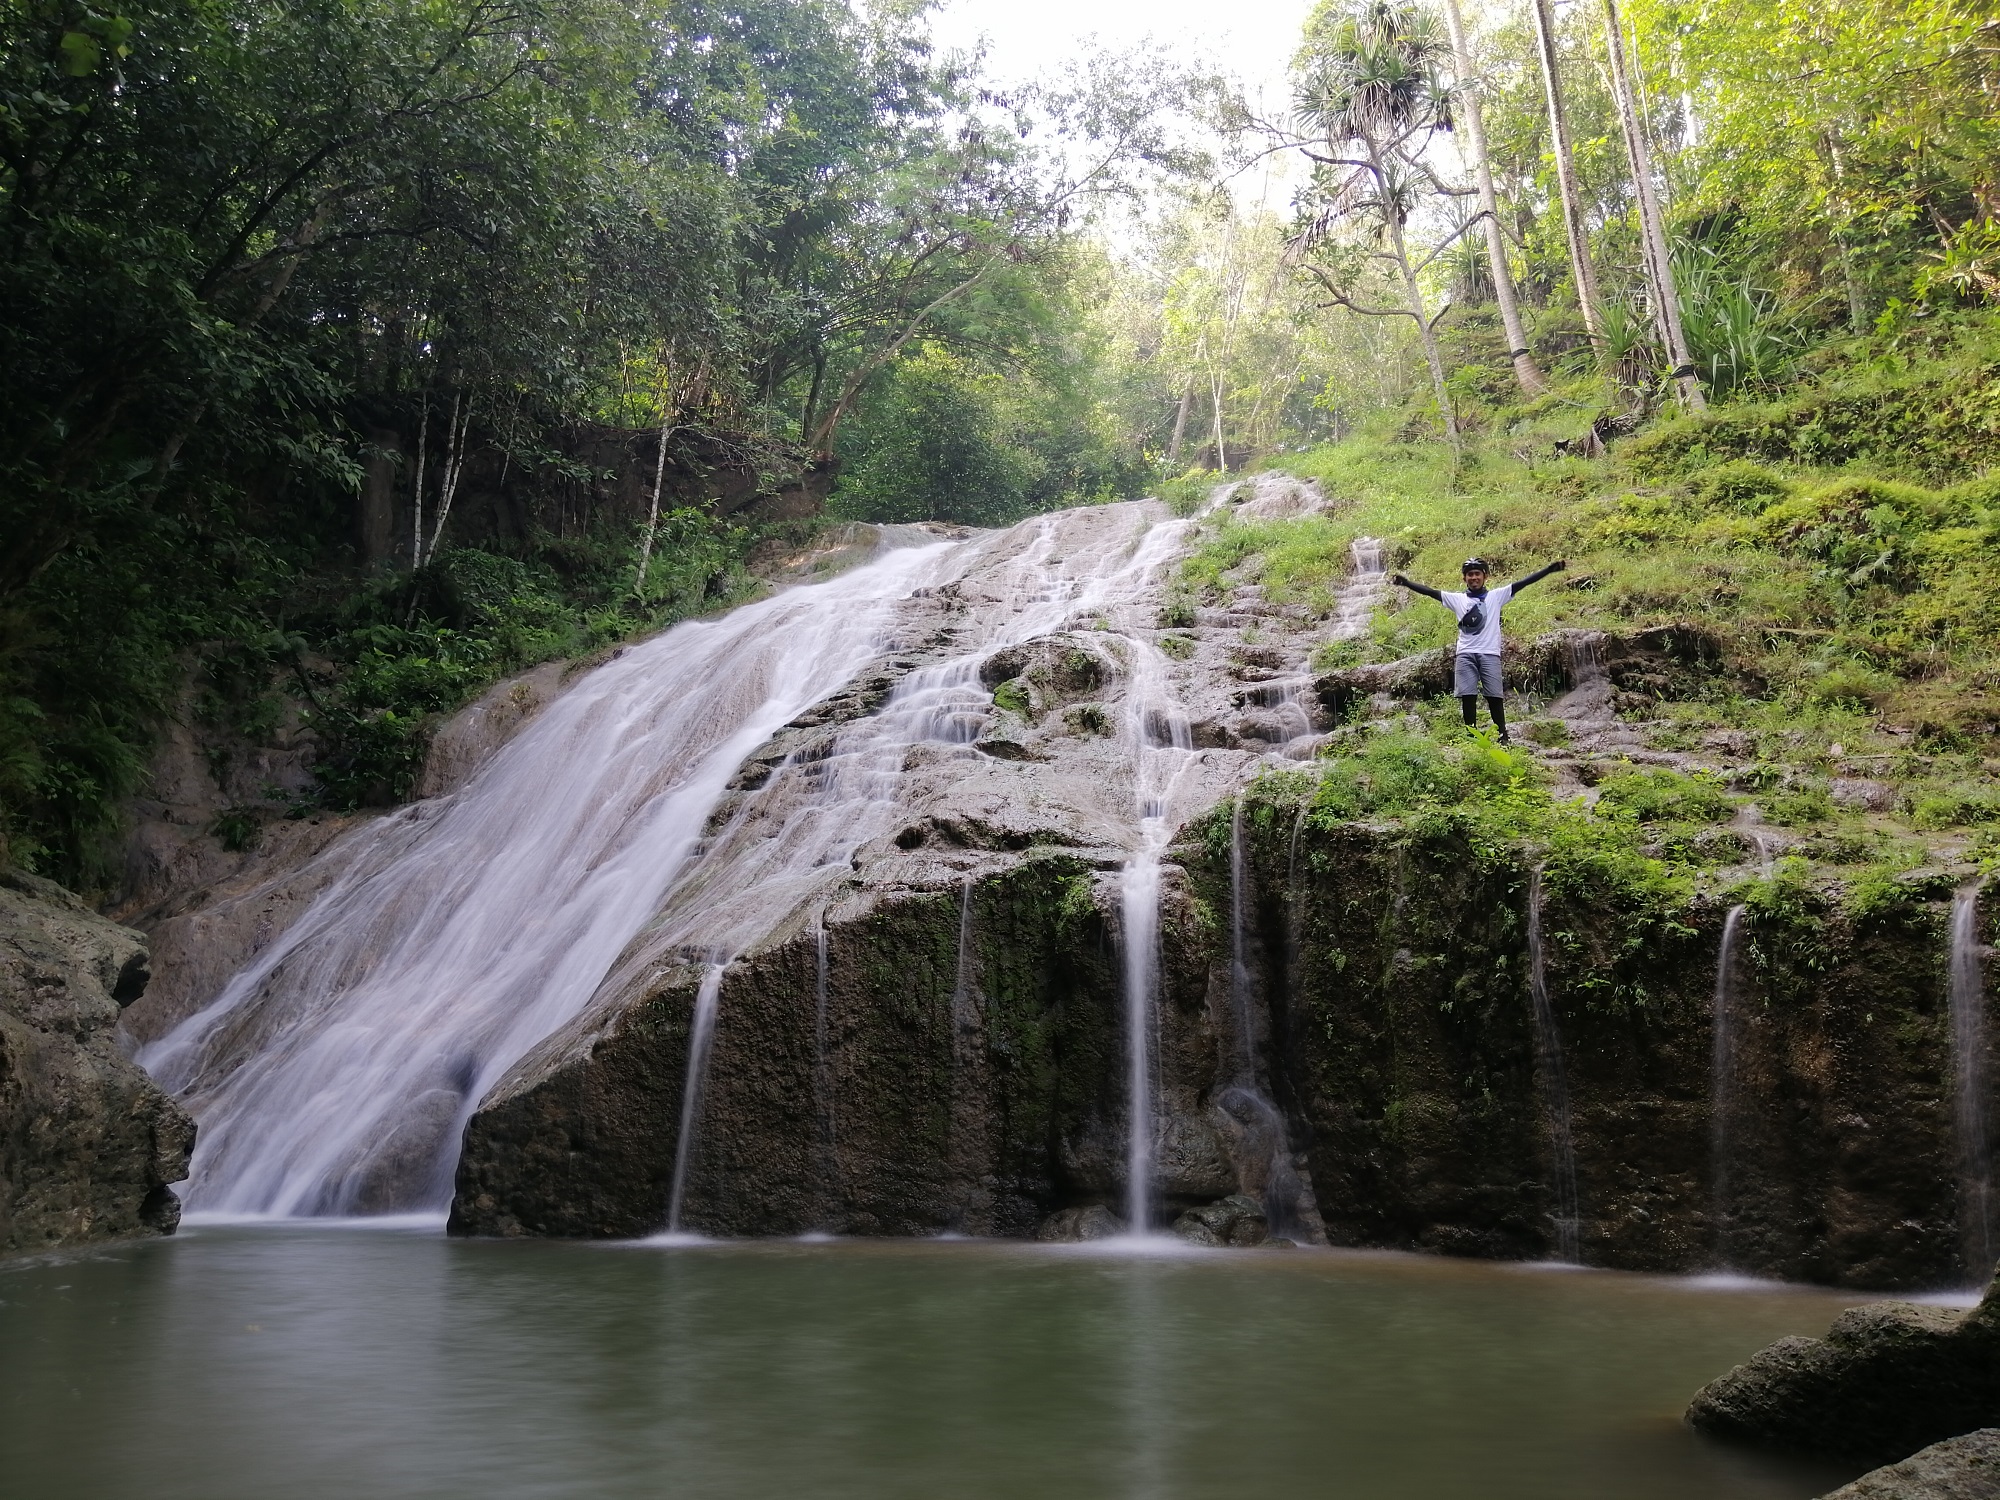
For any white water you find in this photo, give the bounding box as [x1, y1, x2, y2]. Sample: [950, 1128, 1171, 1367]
[1710, 904, 1748, 1265]
[140, 541, 951, 1215]
[1949, 884, 1994, 1277]
[666, 962, 728, 1233]
[147, 502, 1215, 1224]
[1526, 870, 1582, 1261]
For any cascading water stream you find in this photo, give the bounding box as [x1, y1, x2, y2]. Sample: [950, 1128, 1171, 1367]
[1710, 904, 1748, 1265]
[1526, 869, 1582, 1261]
[1949, 883, 1994, 1276]
[145, 498, 1219, 1228]
[1227, 798, 1256, 1082]
[812, 911, 835, 1223]
[140, 541, 953, 1216]
[665, 961, 728, 1235]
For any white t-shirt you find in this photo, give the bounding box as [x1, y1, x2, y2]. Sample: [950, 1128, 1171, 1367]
[1440, 584, 1513, 656]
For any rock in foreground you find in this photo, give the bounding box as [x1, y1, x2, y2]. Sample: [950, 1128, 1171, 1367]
[1821, 1429, 2000, 1499]
[0, 870, 194, 1252]
[1688, 1275, 2000, 1469]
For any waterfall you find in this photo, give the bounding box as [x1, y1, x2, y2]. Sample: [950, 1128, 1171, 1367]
[1119, 851, 1163, 1234]
[952, 874, 978, 1036]
[1114, 541, 1199, 1235]
[1526, 870, 1582, 1261]
[1228, 797, 1255, 1082]
[1950, 884, 1994, 1277]
[812, 911, 835, 1225]
[144, 501, 1213, 1224]
[1710, 904, 1748, 1265]
[665, 962, 728, 1235]
[140, 540, 952, 1216]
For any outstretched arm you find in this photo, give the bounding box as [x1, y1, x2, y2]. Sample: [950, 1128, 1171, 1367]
[1390, 573, 1443, 601]
[1506, 559, 1567, 594]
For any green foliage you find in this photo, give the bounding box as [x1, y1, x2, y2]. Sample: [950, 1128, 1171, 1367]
[991, 678, 1032, 717]
[1594, 767, 1735, 825]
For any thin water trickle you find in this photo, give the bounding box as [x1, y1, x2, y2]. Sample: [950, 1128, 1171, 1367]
[666, 961, 728, 1234]
[1527, 870, 1582, 1261]
[953, 873, 979, 1037]
[813, 911, 835, 1222]
[1711, 904, 1749, 1266]
[1228, 797, 1255, 1082]
[1120, 850, 1163, 1234]
[1949, 884, 1994, 1277]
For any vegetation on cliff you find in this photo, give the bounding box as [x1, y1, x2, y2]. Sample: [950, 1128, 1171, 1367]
[2, 0, 1995, 900]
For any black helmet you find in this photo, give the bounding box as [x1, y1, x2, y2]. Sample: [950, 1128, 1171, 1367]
[1461, 557, 1490, 574]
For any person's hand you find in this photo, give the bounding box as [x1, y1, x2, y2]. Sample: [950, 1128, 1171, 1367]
[1552, 559, 1568, 571]
[1391, 572, 1408, 586]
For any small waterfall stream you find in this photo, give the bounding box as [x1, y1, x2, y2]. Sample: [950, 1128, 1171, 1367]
[1710, 904, 1748, 1265]
[665, 962, 728, 1235]
[1949, 884, 1994, 1275]
[1526, 870, 1582, 1261]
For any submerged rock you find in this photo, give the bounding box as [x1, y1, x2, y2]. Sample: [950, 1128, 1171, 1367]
[1821, 1429, 2000, 1499]
[1687, 1273, 2000, 1468]
[1, 870, 193, 1252]
[1171, 1193, 1269, 1247]
[1035, 1205, 1124, 1242]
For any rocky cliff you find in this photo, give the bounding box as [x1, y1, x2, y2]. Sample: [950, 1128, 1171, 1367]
[128, 483, 2000, 1287]
[0, 870, 194, 1252]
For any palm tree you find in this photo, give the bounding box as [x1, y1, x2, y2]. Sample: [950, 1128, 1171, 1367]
[1293, 0, 1467, 453]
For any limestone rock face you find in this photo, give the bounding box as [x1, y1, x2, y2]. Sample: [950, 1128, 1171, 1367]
[0, 870, 194, 1252]
[1820, 1429, 2000, 1499]
[1688, 1276, 2000, 1468]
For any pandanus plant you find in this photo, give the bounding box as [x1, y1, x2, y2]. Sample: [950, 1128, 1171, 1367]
[1292, 0, 1470, 454]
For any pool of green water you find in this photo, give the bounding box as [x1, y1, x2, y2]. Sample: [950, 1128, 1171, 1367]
[2, 1222, 1877, 1499]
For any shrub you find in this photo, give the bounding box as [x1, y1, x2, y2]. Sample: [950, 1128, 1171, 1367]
[1595, 767, 1735, 824]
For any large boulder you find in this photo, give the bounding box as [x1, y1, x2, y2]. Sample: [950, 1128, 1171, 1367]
[1, 870, 194, 1251]
[1821, 1429, 2000, 1499]
[1687, 1273, 2000, 1468]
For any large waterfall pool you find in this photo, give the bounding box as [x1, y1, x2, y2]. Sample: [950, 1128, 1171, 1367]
[3, 1223, 1880, 1499]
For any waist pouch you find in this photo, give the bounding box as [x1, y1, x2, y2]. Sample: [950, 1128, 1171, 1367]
[1458, 601, 1487, 635]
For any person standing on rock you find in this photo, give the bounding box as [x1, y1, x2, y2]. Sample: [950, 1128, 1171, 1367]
[1389, 556, 1566, 744]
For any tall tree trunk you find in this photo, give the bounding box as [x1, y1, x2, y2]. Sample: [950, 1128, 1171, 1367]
[1372, 144, 1461, 455]
[1529, 0, 1606, 358]
[410, 399, 429, 570]
[1442, 0, 1549, 396]
[1601, 0, 1705, 410]
[1166, 379, 1194, 467]
[1210, 369, 1228, 470]
[634, 404, 672, 600]
[359, 427, 399, 570]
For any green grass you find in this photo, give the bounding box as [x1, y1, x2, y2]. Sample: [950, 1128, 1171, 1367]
[1185, 308, 2000, 863]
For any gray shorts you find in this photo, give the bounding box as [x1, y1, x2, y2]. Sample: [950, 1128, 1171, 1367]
[1453, 652, 1503, 697]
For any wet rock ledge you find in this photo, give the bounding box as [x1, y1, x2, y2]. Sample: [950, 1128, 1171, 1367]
[1689, 1271, 2000, 1475]
[0, 870, 194, 1252]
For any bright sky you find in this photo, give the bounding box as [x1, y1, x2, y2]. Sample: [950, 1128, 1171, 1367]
[929, 0, 1321, 212]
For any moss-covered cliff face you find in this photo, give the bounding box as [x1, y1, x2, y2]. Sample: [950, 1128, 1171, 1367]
[453, 855, 1135, 1238]
[1200, 800, 1979, 1288]
[453, 788, 1988, 1291]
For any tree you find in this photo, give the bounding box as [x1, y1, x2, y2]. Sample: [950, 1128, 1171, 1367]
[1526, 0, 1606, 360]
[1292, 0, 1478, 453]
[1438, 0, 1548, 395]
[1600, 0, 1703, 409]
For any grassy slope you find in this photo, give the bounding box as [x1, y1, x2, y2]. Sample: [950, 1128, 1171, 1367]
[1177, 308, 2000, 900]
